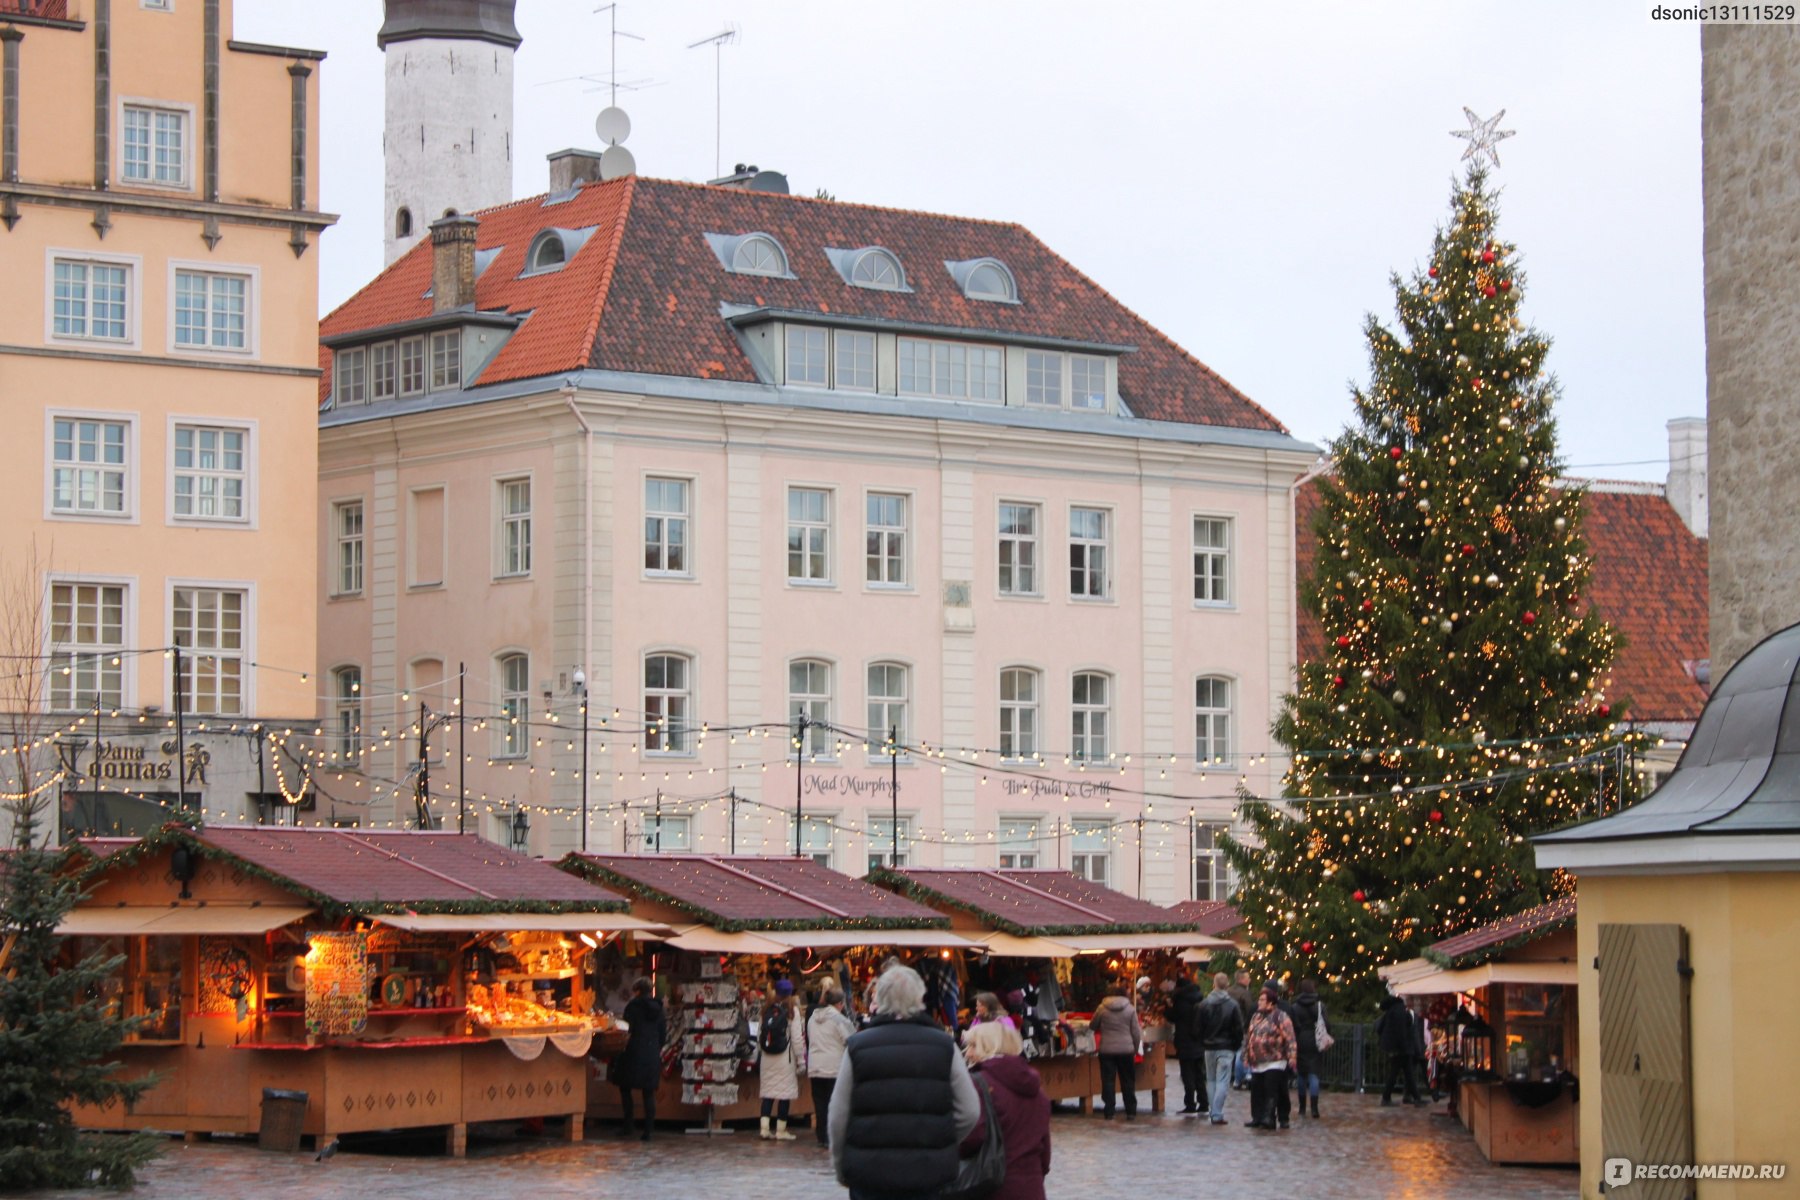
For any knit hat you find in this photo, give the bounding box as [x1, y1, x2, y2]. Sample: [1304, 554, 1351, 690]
[774, 979, 795, 996]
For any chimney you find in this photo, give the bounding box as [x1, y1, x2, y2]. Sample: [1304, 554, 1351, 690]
[1665, 416, 1708, 538]
[548, 149, 605, 194]
[429, 215, 480, 313]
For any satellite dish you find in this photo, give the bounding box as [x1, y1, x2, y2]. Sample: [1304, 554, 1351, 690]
[595, 106, 631, 147]
[599, 143, 637, 181]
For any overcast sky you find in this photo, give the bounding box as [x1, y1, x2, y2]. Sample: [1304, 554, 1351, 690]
[241, 0, 1703, 483]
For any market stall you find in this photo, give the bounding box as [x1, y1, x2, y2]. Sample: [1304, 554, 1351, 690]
[1379, 896, 1579, 1166]
[559, 852, 976, 1128]
[60, 824, 666, 1155]
[868, 867, 1232, 1114]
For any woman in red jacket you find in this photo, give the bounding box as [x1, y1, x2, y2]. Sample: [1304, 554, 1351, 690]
[961, 1021, 1052, 1200]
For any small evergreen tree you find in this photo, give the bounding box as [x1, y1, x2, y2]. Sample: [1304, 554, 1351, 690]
[1225, 166, 1633, 1006]
[0, 802, 159, 1190]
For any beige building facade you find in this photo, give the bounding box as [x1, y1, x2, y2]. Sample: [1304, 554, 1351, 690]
[0, 0, 333, 838]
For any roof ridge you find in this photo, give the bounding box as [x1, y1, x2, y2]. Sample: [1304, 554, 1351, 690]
[578, 174, 637, 367]
[633, 175, 1028, 230]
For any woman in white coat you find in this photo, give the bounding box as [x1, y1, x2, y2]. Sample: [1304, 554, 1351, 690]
[805, 979, 857, 1146]
[758, 979, 806, 1140]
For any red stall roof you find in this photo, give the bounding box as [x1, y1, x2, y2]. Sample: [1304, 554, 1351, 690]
[1426, 894, 1577, 968]
[1165, 900, 1247, 939]
[870, 868, 1204, 938]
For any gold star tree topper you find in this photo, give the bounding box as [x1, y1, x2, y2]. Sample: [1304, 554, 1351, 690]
[1450, 107, 1516, 168]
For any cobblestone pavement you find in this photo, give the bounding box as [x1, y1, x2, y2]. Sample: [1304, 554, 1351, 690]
[40, 1086, 1577, 1200]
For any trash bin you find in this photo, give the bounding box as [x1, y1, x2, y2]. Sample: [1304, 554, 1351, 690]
[258, 1088, 308, 1153]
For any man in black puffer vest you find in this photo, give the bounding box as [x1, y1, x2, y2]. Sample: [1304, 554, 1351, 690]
[829, 964, 980, 1199]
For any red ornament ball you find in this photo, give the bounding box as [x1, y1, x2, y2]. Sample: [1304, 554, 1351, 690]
[1522, 611, 1537, 625]
[1598, 703, 1612, 718]
[1428, 809, 1444, 824]
[1460, 543, 1475, 556]
[1482, 285, 1497, 298]
[1428, 266, 1439, 278]
[1336, 635, 1351, 648]
[1301, 941, 1316, 955]
[1482, 248, 1497, 264]
[1389, 446, 1403, 460]
[1360, 599, 1373, 612]
[1332, 675, 1346, 689]
[1352, 890, 1367, 903]
[1499, 279, 1512, 292]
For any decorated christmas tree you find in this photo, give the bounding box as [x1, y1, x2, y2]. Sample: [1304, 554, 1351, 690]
[1226, 151, 1633, 1004]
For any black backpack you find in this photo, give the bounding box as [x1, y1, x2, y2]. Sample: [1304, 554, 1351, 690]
[760, 1004, 789, 1055]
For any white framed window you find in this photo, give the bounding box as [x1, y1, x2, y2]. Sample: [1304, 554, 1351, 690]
[642, 813, 691, 852]
[48, 581, 127, 712]
[1195, 676, 1233, 765]
[1071, 355, 1108, 410]
[797, 815, 834, 868]
[1071, 820, 1111, 884]
[50, 416, 132, 517]
[1069, 506, 1109, 599]
[170, 586, 246, 716]
[120, 102, 189, 187]
[171, 423, 248, 523]
[849, 248, 905, 290]
[897, 338, 1003, 402]
[998, 502, 1040, 596]
[370, 342, 397, 401]
[496, 476, 531, 578]
[834, 330, 876, 391]
[334, 347, 367, 406]
[789, 659, 833, 759]
[399, 336, 426, 396]
[333, 500, 364, 596]
[1194, 516, 1232, 605]
[962, 260, 1016, 303]
[333, 666, 362, 761]
[731, 234, 788, 276]
[785, 325, 828, 387]
[141, 0, 173, 12]
[526, 232, 566, 274]
[1194, 821, 1232, 902]
[430, 330, 461, 390]
[1071, 671, 1110, 763]
[49, 255, 133, 344]
[997, 818, 1039, 869]
[171, 267, 251, 353]
[868, 815, 910, 870]
[644, 652, 692, 755]
[865, 492, 907, 587]
[787, 487, 832, 583]
[999, 667, 1039, 761]
[866, 662, 908, 758]
[644, 477, 691, 576]
[1025, 351, 1064, 407]
[494, 652, 530, 759]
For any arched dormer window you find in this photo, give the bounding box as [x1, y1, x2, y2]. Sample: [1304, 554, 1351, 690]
[732, 233, 788, 276]
[526, 230, 566, 274]
[946, 257, 1019, 303]
[850, 247, 905, 291]
[395, 207, 413, 239]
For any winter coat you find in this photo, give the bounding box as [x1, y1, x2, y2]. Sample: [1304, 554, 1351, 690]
[1196, 987, 1245, 1052]
[1226, 982, 1252, 1027]
[759, 1000, 806, 1100]
[616, 994, 666, 1091]
[1292, 990, 1327, 1074]
[806, 1002, 857, 1079]
[1168, 979, 1206, 1058]
[960, 1055, 1052, 1200]
[1243, 1006, 1296, 1071]
[1375, 996, 1413, 1055]
[831, 1014, 981, 1197]
[1088, 995, 1142, 1056]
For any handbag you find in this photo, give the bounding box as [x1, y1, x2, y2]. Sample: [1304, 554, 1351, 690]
[940, 1075, 1006, 1200]
[1315, 1005, 1335, 1053]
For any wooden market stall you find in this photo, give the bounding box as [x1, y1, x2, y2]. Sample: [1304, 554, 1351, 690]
[559, 852, 977, 1128]
[867, 867, 1232, 1113]
[60, 824, 665, 1155]
[1380, 896, 1579, 1166]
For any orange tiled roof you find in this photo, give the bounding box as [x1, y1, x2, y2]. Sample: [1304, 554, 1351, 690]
[1295, 477, 1708, 723]
[0, 0, 69, 16]
[319, 176, 1284, 432]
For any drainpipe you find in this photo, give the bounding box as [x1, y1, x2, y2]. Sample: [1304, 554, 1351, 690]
[565, 385, 592, 847]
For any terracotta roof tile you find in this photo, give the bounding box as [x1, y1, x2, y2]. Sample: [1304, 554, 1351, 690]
[566, 853, 944, 929]
[0, 1, 68, 17]
[1295, 477, 1709, 722]
[320, 177, 1282, 432]
[1165, 899, 1246, 937]
[879, 868, 1197, 936]
[1426, 894, 1575, 965]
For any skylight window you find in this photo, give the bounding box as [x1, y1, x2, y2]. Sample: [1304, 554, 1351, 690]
[850, 248, 905, 291]
[519, 226, 598, 278]
[946, 257, 1019, 303]
[529, 233, 565, 273]
[733, 234, 788, 276]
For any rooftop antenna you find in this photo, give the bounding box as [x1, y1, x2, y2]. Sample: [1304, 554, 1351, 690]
[594, 4, 646, 109]
[536, 4, 657, 98]
[687, 23, 740, 181]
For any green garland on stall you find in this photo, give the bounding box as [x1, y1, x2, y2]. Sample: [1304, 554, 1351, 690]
[863, 867, 1206, 939]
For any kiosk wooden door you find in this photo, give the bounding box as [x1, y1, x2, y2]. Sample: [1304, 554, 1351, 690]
[1597, 923, 1692, 1199]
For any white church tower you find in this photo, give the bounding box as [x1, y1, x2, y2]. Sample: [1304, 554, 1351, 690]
[379, 0, 521, 265]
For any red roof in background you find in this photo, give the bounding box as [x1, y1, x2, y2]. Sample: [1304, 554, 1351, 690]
[1295, 478, 1709, 723]
[565, 853, 946, 930]
[191, 826, 626, 910]
[0, 1, 69, 18]
[876, 867, 1199, 936]
[320, 176, 1283, 432]
[1165, 899, 1246, 938]
[1426, 894, 1576, 966]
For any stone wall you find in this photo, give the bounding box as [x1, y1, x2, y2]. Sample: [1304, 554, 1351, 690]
[1703, 25, 1800, 675]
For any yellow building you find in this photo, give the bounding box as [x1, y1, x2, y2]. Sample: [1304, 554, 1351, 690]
[1536, 623, 1800, 1200]
[0, 0, 333, 837]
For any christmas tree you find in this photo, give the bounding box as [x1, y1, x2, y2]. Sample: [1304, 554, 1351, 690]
[1225, 163, 1632, 1005]
[0, 802, 160, 1189]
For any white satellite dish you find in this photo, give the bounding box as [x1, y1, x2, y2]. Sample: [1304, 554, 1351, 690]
[595, 106, 631, 147]
[599, 143, 637, 181]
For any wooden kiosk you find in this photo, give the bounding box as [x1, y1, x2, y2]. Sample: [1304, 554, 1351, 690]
[867, 867, 1232, 1114]
[60, 824, 663, 1154]
[1381, 896, 1580, 1166]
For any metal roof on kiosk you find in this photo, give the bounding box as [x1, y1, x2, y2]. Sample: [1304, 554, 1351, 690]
[869, 867, 1208, 938]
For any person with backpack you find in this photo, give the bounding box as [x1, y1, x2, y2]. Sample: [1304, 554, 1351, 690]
[1164, 972, 1207, 1115]
[759, 978, 807, 1140]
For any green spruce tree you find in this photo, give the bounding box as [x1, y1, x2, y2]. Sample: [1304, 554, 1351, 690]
[1225, 166, 1633, 1005]
[0, 802, 159, 1191]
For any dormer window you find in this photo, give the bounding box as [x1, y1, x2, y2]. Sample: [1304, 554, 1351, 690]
[947, 257, 1018, 303]
[849, 248, 905, 291]
[733, 234, 788, 276]
[528, 232, 565, 273]
[519, 227, 597, 278]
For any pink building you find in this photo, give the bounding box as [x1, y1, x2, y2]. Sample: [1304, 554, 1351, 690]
[314, 165, 1314, 904]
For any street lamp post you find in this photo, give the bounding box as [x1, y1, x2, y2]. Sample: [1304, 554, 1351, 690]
[573, 667, 589, 852]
